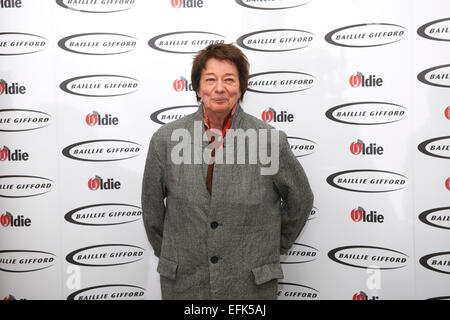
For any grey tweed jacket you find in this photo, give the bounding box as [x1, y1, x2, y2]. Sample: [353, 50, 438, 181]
[141, 104, 313, 300]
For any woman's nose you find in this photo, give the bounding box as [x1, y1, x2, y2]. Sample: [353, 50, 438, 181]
[215, 79, 225, 92]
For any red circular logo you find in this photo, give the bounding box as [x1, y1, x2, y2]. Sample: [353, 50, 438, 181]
[173, 79, 185, 92]
[351, 209, 363, 222]
[261, 109, 274, 122]
[0, 214, 11, 227]
[350, 142, 362, 155]
[85, 113, 98, 126]
[0, 148, 8, 161]
[171, 0, 183, 8]
[445, 106, 450, 120]
[446, 177, 450, 191]
[349, 74, 362, 87]
[88, 178, 100, 191]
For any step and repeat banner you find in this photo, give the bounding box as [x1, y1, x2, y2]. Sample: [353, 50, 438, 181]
[0, 0, 449, 300]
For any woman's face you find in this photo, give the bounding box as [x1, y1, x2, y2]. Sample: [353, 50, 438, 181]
[197, 58, 241, 116]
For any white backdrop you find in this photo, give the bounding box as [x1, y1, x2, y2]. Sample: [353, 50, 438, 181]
[0, 0, 449, 300]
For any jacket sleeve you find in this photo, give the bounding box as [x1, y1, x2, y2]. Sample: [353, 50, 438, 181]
[141, 133, 167, 258]
[273, 130, 314, 255]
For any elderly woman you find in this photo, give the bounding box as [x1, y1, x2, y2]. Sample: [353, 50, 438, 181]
[141, 43, 313, 300]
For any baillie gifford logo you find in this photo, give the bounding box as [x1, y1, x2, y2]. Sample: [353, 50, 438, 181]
[349, 72, 383, 88]
[88, 175, 121, 191]
[173, 76, 193, 92]
[85, 111, 119, 126]
[170, 0, 204, 8]
[350, 139, 384, 155]
[261, 108, 294, 123]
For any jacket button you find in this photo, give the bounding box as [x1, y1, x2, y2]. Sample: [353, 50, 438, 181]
[210, 256, 219, 264]
[210, 221, 219, 229]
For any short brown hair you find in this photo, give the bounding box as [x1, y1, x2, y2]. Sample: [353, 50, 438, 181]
[191, 43, 249, 102]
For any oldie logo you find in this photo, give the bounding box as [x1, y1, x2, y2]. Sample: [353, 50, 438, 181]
[67, 284, 146, 300]
[417, 64, 450, 88]
[62, 139, 141, 162]
[0, 79, 26, 95]
[0, 146, 29, 162]
[60, 75, 139, 97]
[0, 175, 53, 198]
[149, 31, 225, 54]
[58, 33, 137, 55]
[235, 0, 311, 10]
[150, 105, 198, 125]
[417, 18, 450, 42]
[0, 211, 32, 228]
[247, 71, 315, 94]
[281, 243, 318, 264]
[326, 169, 407, 193]
[419, 252, 450, 275]
[170, 0, 203, 8]
[417, 136, 450, 159]
[325, 23, 406, 47]
[328, 245, 409, 270]
[66, 244, 145, 267]
[87, 175, 121, 191]
[173, 76, 193, 92]
[261, 108, 294, 123]
[350, 139, 384, 155]
[278, 282, 319, 300]
[287, 137, 316, 157]
[445, 106, 450, 120]
[85, 111, 119, 126]
[0, 0, 22, 8]
[0, 250, 56, 272]
[0, 32, 48, 56]
[55, 0, 136, 13]
[64, 203, 142, 226]
[418, 207, 450, 230]
[0, 109, 51, 132]
[325, 102, 407, 125]
[349, 72, 383, 87]
[237, 29, 314, 52]
[350, 207, 384, 224]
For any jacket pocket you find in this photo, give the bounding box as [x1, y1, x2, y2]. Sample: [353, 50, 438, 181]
[251, 261, 284, 285]
[157, 257, 178, 280]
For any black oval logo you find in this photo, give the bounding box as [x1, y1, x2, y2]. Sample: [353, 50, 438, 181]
[149, 31, 225, 54]
[0, 108, 51, 132]
[0, 250, 56, 273]
[247, 71, 315, 94]
[328, 245, 409, 270]
[235, 0, 311, 10]
[417, 18, 450, 42]
[288, 136, 316, 157]
[325, 23, 406, 48]
[55, 0, 135, 13]
[67, 284, 146, 300]
[417, 136, 450, 159]
[60, 75, 139, 97]
[150, 105, 198, 125]
[0, 175, 54, 198]
[326, 169, 407, 193]
[64, 203, 142, 226]
[418, 207, 450, 230]
[237, 29, 314, 52]
[325, 102, 407, 125]
[0, 32, 48, 56]
[417, 64, 450, 88]
[66, 244, 145, 267]
[58, 33, 137, 55]
[419, 252, 450, 275]
[62, 139, 142, 162]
